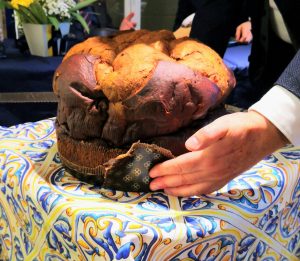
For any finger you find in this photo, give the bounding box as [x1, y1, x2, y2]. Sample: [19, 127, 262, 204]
[246, 35, 252, 43]
[240, 36, 247, 43]
[150, 171, 202, 191]
[126, 12, 135, 20]
[235, 28, 242, 41]
[240, 31, 250, 42]
[164, 181, 221, 197]
[149, 150, 205, 178]
[125, 21, 136, 29]
[185, 119, 228, 151]
[150, 143, 244, 192]
[241, 30, 251, 42]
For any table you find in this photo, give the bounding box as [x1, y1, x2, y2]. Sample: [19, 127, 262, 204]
[1, 119, 300, 260]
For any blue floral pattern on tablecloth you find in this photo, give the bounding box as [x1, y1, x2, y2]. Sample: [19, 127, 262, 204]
[0, 118, 299, 260]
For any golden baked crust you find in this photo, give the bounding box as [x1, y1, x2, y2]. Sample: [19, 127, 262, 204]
[62, 30, 235, 103]
[63, 36, 116, 64]
[97, 44, 173, 102]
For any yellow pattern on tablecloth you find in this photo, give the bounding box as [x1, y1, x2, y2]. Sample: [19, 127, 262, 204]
[0, 119, 299, 260]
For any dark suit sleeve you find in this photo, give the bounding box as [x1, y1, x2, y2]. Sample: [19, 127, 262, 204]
[190, 0, 245, 57]
[275, 50, 300, 99]
[236, 0, 250, 25]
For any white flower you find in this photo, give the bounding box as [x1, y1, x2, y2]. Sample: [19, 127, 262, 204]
[39, 0, 76, 21]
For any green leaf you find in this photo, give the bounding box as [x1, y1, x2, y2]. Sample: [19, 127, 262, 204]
[0, 1, 12, 9]
[48, 16, 60, 31]
[70, 0, 98, 12]
[0, 1, 5, 9]
[18, 5, 39, 24]
[30, 2, 48, 24]
[71, 11, 90, 33]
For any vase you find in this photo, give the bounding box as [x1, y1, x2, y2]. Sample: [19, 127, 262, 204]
[59, 22, 71, 37]
[23, 23, 53, 57]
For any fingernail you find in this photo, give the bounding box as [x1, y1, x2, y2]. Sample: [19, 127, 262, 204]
[185, 136, 200, 150]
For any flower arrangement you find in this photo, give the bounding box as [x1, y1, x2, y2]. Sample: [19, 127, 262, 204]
[0, 0, 97, 32]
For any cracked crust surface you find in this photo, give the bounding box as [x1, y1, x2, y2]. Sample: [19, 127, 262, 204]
[61, 30, 235, 103]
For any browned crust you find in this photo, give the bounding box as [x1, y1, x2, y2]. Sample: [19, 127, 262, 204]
[60, 30, 236, 104]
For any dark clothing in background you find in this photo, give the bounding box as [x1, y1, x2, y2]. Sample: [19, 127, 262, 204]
[70, 0, 115, 41]
[87, 0, 113, 28]
[174, 0, 249, 57]
[174, 0, 300, 105]
[248, 0, 300, 102]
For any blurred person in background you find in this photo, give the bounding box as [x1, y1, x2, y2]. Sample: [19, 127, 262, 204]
[71, 0, 135, 40]
[245, 0, 300, 103]
[173, 0, 249, 57]
[232, 0, 299, 105]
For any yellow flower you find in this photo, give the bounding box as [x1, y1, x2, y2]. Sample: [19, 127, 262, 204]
[11, 0, 34, 9]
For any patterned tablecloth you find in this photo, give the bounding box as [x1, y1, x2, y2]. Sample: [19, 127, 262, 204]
[0, 118, 299, 261]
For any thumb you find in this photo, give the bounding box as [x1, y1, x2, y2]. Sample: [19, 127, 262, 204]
[185, 120, 228, 151]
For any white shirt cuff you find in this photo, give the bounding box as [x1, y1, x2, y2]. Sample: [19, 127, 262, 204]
[249, 85, 300, 146]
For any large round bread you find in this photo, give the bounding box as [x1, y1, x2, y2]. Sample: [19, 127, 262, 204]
[53, 29, 235, 192]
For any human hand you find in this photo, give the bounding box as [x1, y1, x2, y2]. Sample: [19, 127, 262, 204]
[119, 12, 136, 31]
[149, 111, 288, 197]
[235, 21, 252, 43]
